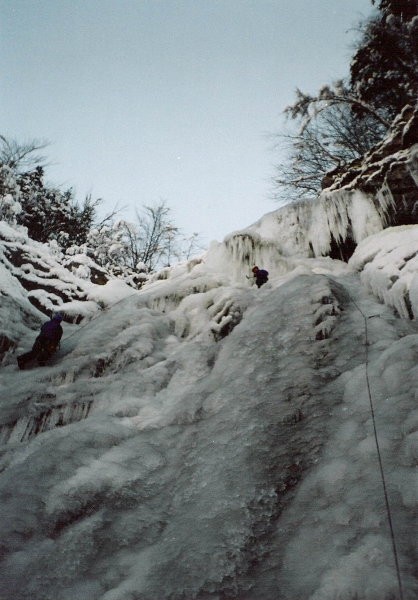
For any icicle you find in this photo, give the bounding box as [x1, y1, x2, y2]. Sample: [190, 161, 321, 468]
[223, 231, 288, 281]
[0, 399, 94, 446]
[349, 190, 389, 242]
[407, 146, 418, 188]
[224, 188, 390, 264]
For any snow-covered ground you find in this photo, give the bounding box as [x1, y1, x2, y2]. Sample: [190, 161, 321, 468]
[0, 205, 417, 599]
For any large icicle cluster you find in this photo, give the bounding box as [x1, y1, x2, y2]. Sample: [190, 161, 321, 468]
[222, 189, 391, 266]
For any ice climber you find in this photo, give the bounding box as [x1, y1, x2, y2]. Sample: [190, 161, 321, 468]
[252, 266, 269, 288]
[17, 312, 64, 369]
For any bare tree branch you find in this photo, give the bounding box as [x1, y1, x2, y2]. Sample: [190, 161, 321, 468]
[0, 135, 49, 171]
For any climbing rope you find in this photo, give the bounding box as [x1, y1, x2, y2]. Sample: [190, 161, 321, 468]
[348, 293, 405, 600]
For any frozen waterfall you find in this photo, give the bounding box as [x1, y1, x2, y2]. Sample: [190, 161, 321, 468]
[0, 265, 416, 600]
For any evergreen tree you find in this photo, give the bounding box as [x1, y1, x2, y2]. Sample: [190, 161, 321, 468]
[350, 0, 418, 119]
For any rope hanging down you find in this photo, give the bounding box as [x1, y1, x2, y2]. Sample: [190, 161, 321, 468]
[348, 294, 405, 600]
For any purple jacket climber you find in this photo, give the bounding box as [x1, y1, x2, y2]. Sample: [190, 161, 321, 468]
[17, 313, 64, 369]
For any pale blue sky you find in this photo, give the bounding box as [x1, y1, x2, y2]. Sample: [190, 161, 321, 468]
[1, 0, 373, 244]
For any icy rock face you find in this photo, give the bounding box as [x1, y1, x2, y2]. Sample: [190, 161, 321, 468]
[223, 106, 418, 268]
[350, 225, 418, 320]
[0, 268, 417, 600]
[0, 398, 93, 445]
[323, 104, 418, 230]
[225, 189, 391, 262]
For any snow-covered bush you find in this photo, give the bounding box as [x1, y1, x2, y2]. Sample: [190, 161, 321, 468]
[0, 164, 22, 225]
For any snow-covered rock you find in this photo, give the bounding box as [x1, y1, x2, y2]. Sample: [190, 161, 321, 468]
[0, 221, 135, 356]
[323, 104, 418, 233]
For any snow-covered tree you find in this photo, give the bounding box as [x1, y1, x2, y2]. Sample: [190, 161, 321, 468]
[85, 202, 200, 276]
[1, 135, 201, 288]
[16, 167, 96, 249]
[134, 202, 180, 271]
[0, 136, 100, 249]
[350, 0, 418, 120]
[86, 222, 128, 269]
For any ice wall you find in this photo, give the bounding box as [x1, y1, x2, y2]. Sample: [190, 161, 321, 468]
[0, 399, 93, 445]
[138, 188, 389, 302]
[350, 225, 418, 320]
[1, 270, 416, 600]
[199, 189, 392, 282]
[242, 189, 391, 257]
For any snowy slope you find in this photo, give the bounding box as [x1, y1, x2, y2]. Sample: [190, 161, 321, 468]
[0, 212, 417, 599]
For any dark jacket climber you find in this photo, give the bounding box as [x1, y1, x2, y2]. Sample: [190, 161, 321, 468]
[17, 313, 64, 369]
[252, 266, 269, 288]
